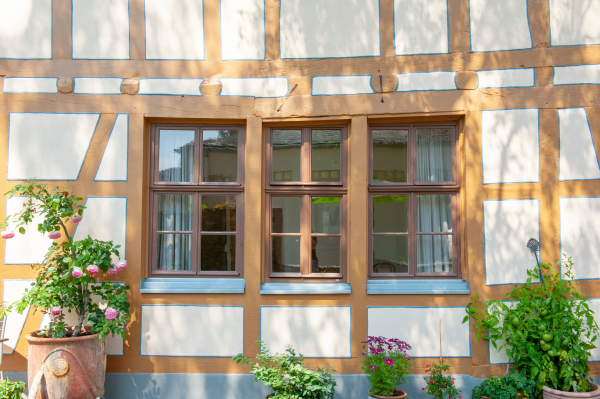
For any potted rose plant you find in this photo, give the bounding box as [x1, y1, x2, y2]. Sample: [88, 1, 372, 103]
[361, 336, 412, 399]
[422, 359, 461, 399]
[0, 180, 130, 399]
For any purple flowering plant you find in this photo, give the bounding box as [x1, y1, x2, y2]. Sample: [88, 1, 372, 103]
[361, 336, 412, 396]
[0, 180, 130, 340]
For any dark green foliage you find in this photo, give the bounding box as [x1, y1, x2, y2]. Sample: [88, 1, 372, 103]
[472, 370, 536, 399]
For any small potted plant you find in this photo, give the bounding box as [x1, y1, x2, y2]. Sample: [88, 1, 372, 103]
[0, 378, 26, 399]
[232, 340, 336, 399]
[472, 369, 536, 399]
[361, 336, 412, 399]
[422, 359, 461, 399]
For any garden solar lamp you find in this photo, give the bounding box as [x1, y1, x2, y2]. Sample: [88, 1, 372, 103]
[526, 238, 545, 287]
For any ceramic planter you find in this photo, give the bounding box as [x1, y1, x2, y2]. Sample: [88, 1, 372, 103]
[368, 388, 408, 399]
[543, 383, 600, 399]
[26, 330, 106, 399]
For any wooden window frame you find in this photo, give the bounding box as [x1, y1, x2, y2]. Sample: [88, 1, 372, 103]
[368, 122, 461, 279]
[149, 124, 245, 278]
[265, 126, 348, 283]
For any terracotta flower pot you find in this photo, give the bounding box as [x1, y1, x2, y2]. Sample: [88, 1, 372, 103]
[543, 383, 600, 399]
[25, 330, 106, 399]
[368, 388, 408, 399]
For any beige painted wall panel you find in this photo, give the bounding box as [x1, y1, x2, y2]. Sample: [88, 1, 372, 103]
[0, 0, 52, 59]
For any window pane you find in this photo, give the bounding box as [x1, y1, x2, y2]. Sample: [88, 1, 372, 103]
[202, 130, 238, 182]
[417, 235, 453, 273]
[201, 235, 236, 271]
[416, 129, 452, 182]
[158, 130, 195, 182]
[272, 197, 301, 233]
[157, 195, 193, 231]
[157, 234, 192, 271]
[311, 197, 340, 234]
[373, 195, 408, 233]
[311, 236, 340, 274]
[272, 236, 300, 273]
[372, 235, 408, 273]
[372, 130, 408, 183]
[272, 130, 301, 182]
[312, 130, 341, 182]
[417, 194, 453, 232]
[202, 195, 236, 232]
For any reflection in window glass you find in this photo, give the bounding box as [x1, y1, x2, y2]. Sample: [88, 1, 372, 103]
[417, 194, 452, 232]
[201, 235, 236, 271]
[203, 130, 238, 182]
[157, 234, 192, 271]
[157, 195, 193, 231]
[159, 130, 195, 182]
[372, 195, 408, 233]
[272, 236, 300, 273]
[417, 235, 452, 273]
[272, 197, 301, 233]
[311, 197, 340, 234]
[311, 236, 340, 274]
[372, 130, 408, 183]
[273, 130, 301, 182]
[202, 195, 236, 232]
[417, 129, 452, 182]
[372, 235, 408, 273]
[312, 130, 341, 182]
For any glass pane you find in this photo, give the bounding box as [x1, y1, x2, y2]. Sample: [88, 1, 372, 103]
[372, 130, 408, 183]
[272, 197, 301, 233]
[158, 130, 195, 182]
[157, 234, 192, 271]
[417, 235, 453, 273]
[201, 235, 236, 271]
[372, 235, 409, 273]
[312, 130, 341, 182]
[202, 130, 238, 182]
[417, 129, 452, 182]
[272, 236, 300, 273]
[311, 236, 340, 274]
[311, 197, 340, 234]
[202, 195, 236, 232]
[272, 130, 301, 182]
[157, 195, 193, 231]
[373, 195, 408, 233]
[417, 194, 453, 232]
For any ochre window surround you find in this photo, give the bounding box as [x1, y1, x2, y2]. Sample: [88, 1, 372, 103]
[148, 124, 245, 278]
[368, 122, 461, 279]
[264, 126, 348, 283]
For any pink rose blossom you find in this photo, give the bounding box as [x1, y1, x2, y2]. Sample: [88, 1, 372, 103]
[1, 230, 15, 239]
[50, 306, 62, 316]
[48, 231, 61, 240]
[72, 213, 84, 223]
[107, 267, 118, 276]
[72, 267, 83, 278]
[115, 261, 127, 271]
[86, 265, 99, 277]
[104, 307, 118, 321]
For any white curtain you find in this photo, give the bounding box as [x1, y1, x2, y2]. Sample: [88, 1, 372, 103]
[416, 195, 453, 273]
[157, 195, 193, 271]
[416, 129, 452, 182]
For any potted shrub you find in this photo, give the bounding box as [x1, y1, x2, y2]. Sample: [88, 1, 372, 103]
[361, 336, 412, 399]
[232, 340, 336, 399]
[0, 180, 130, 399]
[464, 256, 600, 399]
[0, 378, 27, 399]
[422, 359, 461, 399]
[471, 369, 536, 399]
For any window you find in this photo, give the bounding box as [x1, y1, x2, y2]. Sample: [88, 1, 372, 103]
[369, 123, 460, 278]
[149, 124, 244, 277]
[265, 126, 348, 282]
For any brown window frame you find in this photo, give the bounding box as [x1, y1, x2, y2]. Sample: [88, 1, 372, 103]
[265, 126, 348, 283]
[149, 123, 245, 278]
[368, 122, 461, 279]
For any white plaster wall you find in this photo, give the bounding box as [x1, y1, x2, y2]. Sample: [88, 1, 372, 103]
[72, 0, 130, 60]
[481, 109, 539, 184]
[312, 75, 374, 96]
[476, 68, 535, 88]
[7, 113, 99, 180]
[558, 108, 600, 181]
[138, 78, 203, 96]
[141, 306, 244, 357]
[484, 200, 540, 286]
[95, 114, 129, 181]
[549, 0, 600, 46]
[3, 77, 58, 94]
[261, 307, 351, 358]
[0, 0, 52, 59]
[4, 197, 53, 264]
[368, 307, 470, 357]
[554, 65, 600, 85]
[469, 0, 532, 52]
[2, 280, 33, 354]
[394, 0, 448, 55]
[488, 301, 517, 364]
[73, 197, 127, 260]
[221, 0, 265, 60]
[279, 0, 380, 59]
[395, 72, 456, 92]
[220, 77, 288, 98]
[589, 298, 600, 361]
[145, 0, 205, 60]
[74, 78, 123, 95]
[560, 197, 600, 280]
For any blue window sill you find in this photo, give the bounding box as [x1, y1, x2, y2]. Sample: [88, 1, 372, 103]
[260, 283, 351, 295]
[140, 278, 245, 294]
[367, 279, 470, 295]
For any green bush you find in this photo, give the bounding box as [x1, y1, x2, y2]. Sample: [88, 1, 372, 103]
[0, 378, 26, 399]
[472, 370, 536, 399]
